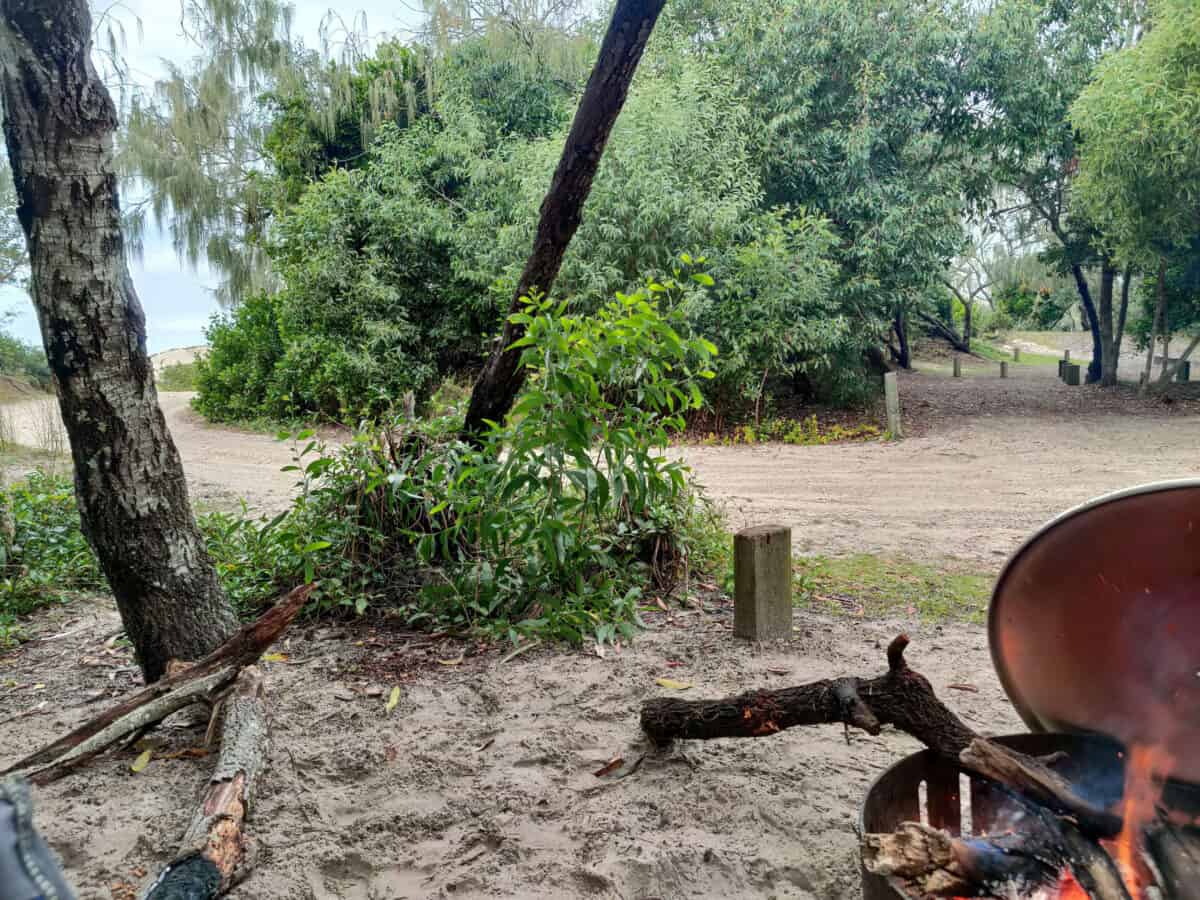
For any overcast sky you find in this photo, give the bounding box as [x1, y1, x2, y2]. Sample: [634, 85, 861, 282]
[2, 0, 424, 353]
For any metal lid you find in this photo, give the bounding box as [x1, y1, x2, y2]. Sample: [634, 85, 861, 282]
[989, 479, 1200, 784]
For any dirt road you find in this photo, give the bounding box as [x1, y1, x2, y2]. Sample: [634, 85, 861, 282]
[6, 367, 1200, 565]
[2, 392, 299, 514]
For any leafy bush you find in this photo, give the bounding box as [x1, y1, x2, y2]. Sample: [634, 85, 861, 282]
[0, 471, 105, 645]
[213, 287, 721, 643]
[0, 329, 50, 388]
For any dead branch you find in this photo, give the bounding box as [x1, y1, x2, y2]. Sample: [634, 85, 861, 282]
[1, 585, 310, 785]
[142, 667, 270, 899]
[640, 635, 1122, 843]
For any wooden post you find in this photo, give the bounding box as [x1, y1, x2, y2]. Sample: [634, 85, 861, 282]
[1064, 350, 1071, 362]
[884, 372, 902, 439]
[1063, 363, 1081, 386]
[1013, 348, 1020, 362]
[734, 525, 793, 641]
[1000, 362, 1008, 379]
[952, 357, 962, 378]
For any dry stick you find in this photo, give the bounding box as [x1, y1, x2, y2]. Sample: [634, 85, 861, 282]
[142, 666, 270, 899]
[2, 585, 311, 785]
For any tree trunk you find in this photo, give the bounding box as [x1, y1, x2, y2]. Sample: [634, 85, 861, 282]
[1070, 263, 1104, 384]
[1141, 259, 1167, 392]
[962, 300, 972, 352]
[1098, 263, 1117, 386]
[915, 311, 970, 354]
[892, 308, 911, 369]
[1114, 265, 1132, 361]
[462, 0, 666, 439]
[0, 0, 237, 681]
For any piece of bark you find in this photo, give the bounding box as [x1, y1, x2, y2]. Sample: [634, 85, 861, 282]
[862, 822, 1057, 896]
[960, 738, 1122, 839]
[1, 585, 310, 785]
[142, 667, 269, 899]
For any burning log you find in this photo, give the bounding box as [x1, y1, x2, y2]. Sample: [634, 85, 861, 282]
[960, 739, 1122, 839]
[862, 805, 1132, 900]
[1145, 821, 1200, 900]
[862, 822, 1057, 896]
[142, 666, 270, 899]
[1, 585, 310, 785]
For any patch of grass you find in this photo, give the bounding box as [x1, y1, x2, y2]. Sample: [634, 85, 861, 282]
[794, 553, 993, 624]
[974, 340, 1061, 367]
[157, 361, 200, 392]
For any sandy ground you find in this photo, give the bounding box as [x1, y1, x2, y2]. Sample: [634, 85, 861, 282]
[0, 597, 1020, 900]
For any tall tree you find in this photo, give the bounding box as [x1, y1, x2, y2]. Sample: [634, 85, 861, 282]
[1071, 0, 1200, 385]
[462, 0, 666, 436]
[971, 0, 1147, 384]
[0, 0, 238, 680]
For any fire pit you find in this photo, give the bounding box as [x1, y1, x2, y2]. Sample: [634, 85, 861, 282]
[859, 480, 1200, 900]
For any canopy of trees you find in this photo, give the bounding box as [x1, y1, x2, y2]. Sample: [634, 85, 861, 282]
[94, 0, 1200, 417]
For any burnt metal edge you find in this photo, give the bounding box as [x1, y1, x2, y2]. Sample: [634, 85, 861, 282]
[987, 477, 1200, 736]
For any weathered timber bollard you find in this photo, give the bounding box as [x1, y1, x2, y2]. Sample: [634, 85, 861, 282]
[952, 357, 962, 378]
[734, 525, 793, 641]
[1063, 363, 1081, 386]
[884, 372, 902, 439]
[1064, 349, 1071, 362]
[1000, 361, 1008, 378]
[1176, 361, 1191, 383]
[1013, 348, 1020, 362]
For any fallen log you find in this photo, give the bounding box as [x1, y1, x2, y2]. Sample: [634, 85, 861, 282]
[641, 636, 976, 755]
[142, 666, 270, 899]
[1, 584, 310, 785]
[641, 636, 1114, 836]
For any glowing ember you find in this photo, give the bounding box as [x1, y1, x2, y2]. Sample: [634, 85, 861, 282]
[1053, 871, 1089, 900]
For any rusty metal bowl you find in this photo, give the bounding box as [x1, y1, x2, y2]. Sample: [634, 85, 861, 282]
[989, 479, 1200, 784]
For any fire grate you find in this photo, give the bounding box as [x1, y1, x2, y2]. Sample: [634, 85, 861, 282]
[860, 733, 1200, 899]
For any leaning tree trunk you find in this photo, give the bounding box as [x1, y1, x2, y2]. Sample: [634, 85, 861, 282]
[1097, 263, 1118, 386]
[961, 300, 972, 352]
[1070, 263, 1104, 384]
[461, 0, 666, 439]
[0, 0, 237, 681]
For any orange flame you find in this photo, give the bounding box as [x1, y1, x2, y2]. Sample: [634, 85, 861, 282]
[1110, 743, 1175, 898]
[1055, 871, 1089, 900]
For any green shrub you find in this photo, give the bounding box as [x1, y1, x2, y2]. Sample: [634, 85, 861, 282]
[213, 286, 721, 644]
[0, 471, 105, 646]
[157, 361, 200, 392]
